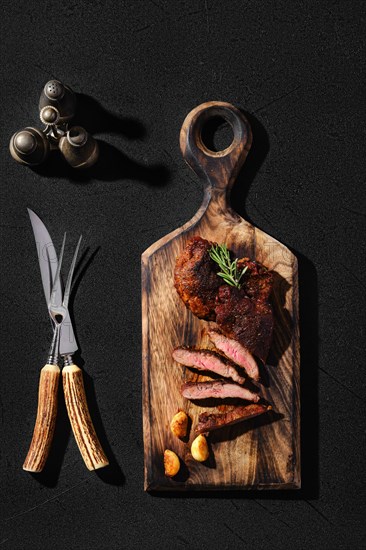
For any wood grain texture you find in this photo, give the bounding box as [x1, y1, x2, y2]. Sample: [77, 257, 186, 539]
[142, 102, 300, 491]
[23, 364, 60, 473]
[62, 364, 109, 471]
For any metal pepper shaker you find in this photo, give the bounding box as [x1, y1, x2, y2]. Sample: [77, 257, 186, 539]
[9, 79, 98, 169]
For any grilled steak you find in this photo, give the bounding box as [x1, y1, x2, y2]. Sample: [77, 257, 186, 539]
[181, 380, 259, 402]
[215, 285, 273, 364]
[174, 237, 274, 362]
[172, 347, 246, 385]
[174, 236, 221, 320]
[195, 403, 272, 434]
[238, 258, 273, 302]
[208, 329, 260, 381]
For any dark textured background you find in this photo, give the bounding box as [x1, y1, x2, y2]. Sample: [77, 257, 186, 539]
[1, 1, 365, 548]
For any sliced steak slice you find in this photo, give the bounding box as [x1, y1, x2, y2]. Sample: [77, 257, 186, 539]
[195, 403, 272, 434]
[181, 380, 259, 402]
[208, 329, 260, 381]
[172, 347, 246, 385]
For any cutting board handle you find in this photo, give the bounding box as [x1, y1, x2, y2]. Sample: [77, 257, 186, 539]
[180, 101, 252, 192]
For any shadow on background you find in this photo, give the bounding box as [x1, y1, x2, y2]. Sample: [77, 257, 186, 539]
[73, 93, 146, 139]
[230, 111, 270, 223]
[83, 370, 125, 486]
[31, 93, 171, 185]
[71, 247, 125, 486]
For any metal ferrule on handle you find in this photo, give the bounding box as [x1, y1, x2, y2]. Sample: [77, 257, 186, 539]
[62, 353, 74, 367]
[47, 323, 61, 366]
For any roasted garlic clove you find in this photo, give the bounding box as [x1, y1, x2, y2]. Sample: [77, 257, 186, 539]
[164, 449, 180, 477]
[170, 410, 189, 438]
[191, 434, 209, 462]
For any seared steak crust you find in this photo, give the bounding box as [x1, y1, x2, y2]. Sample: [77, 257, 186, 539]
[174, 237, 274, 363]
[174, 236, 221, 320]
[238, 258, 273, 301]
[215, 285, 273, 364]
[195, 403, 272, 434]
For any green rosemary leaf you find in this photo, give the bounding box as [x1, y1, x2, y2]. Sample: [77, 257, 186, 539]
[237, 265, 248, 283]
[209, 244, 249, 289]
[217, 272, 236, 286]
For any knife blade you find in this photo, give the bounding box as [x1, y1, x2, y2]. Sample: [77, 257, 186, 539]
[27, 208, 78, 355]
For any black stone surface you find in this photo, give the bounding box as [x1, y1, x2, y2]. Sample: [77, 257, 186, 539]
[1, 1, 365, 548]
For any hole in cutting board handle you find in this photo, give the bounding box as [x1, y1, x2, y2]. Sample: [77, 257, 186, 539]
[200, 116, 234, 154]
[180, 102, 252, 189]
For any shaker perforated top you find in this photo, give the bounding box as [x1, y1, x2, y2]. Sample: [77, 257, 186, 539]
[44, 80, 65, 100]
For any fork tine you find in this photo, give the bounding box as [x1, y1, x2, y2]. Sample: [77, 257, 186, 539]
[63, 235, 82, 309]
[49, 233, 66, 308]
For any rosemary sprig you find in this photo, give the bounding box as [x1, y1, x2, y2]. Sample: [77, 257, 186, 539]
[209, 243, 248, 289]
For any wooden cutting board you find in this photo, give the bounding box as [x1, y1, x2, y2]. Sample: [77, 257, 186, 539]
[142, 101, 300, 491]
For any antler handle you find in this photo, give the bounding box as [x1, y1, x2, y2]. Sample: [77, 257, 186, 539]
[62, 364, 109, 471]
[23, 364, 60, 472]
